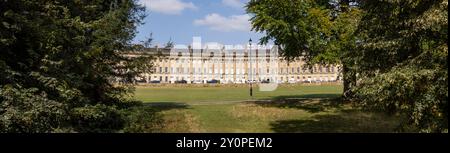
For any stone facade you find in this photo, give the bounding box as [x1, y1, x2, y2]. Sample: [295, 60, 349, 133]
[126, 43, 341, 84]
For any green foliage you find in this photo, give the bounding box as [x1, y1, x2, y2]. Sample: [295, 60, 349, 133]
[71, 104, 125, 133]
[355, 66, 447, 132]
[121, 104, 163, 133]
[354, 0, 448, 132]
[0, 85, 66, 133]
[246, 0, 361, 64]
[247, 0, 448, 132]
[0, 0, 153, 132]
[247, 0, 331, 63]
[247, 0, 361, 98]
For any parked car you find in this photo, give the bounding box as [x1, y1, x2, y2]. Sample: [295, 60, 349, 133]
[207, 79, 219, 84]
[136, 78, 147, 83]
[175, 80, 187, 84]
[302, 80, 312, 83]
[261, 79, 270, 84]
[150, 80, 161, 84]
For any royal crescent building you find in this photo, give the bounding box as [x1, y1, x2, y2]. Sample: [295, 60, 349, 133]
[124, 42, 342, 84]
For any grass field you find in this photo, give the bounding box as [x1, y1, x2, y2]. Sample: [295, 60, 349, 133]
[134, 84, 342, 104]
[133, 84, 404, 133]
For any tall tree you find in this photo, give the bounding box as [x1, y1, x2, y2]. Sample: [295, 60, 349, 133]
[0, 0, 151, 132]
[246, 0, 361, 99]
[246, 0, 447, 132]
[354, 0, 448, 132]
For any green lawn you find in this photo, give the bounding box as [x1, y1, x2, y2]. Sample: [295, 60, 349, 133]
[134, 84, 342, 104]
[133, 84, 404, 133]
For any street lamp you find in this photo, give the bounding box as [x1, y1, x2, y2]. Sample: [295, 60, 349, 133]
[249, 38, 253, 97]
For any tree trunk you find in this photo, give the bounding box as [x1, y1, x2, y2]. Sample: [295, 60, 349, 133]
[342, 63, 356, 100]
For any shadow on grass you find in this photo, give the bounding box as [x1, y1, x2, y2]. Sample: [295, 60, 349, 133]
[142, 102, 190, 112]
[252, 94, 402, 132]
[250, 94, 344, 113]
[270, 112, 400, 133]
[122, 102, 191, 133]
[271, 94, 342, 99]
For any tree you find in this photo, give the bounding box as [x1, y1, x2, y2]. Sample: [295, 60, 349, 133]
[141, 33, 154, 49]
[164, 38, 175, 49]
[0, 0, 151, 132]
[246, 0, 362, 99]
[247, 0, 448, 132]
[354, 0, 448, 132]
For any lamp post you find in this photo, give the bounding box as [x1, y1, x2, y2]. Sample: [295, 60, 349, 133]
[249, 38, 253, 97]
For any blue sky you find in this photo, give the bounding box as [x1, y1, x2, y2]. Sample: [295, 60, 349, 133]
[133, 0, 266, 46]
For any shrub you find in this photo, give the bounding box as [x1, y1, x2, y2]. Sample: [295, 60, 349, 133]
[0, 85, 66, 133]
[121, 105, 163, 133]
[71, 104, 125, 133]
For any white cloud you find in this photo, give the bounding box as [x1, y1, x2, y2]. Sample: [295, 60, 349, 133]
[140, 0, 197, 15]
[222, 0, 244, 8]
[194, 13, 251, 32]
